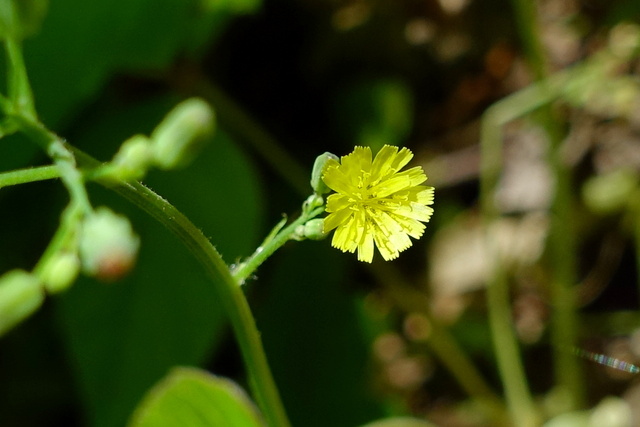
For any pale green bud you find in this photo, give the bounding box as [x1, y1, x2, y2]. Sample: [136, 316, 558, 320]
[80, 208, 140, 281]
[295, 218, 327, 241]
[110, 134, 153, 181]
[310, 152, 338, 194]
[0, 270, 43, 336]
[151, 98, 215, 170]
[582, 169, 639, 215]
[41, 252, 80, 294]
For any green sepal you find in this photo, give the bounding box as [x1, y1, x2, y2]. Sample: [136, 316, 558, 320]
[310, 152, 338, 194]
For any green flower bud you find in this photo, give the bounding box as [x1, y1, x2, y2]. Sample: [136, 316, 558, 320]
[300, 218, 328, 240]
[0, 269, 43, 336]
[151, 98, 215, 170]
[582, 169, 639, 215]
[80, 208, 140, 282]
[41, 252, 80, 294]
[110, 134, 153, 181]
[310, 152, 338, 194]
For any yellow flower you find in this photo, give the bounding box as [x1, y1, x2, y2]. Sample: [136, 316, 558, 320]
[322, 145, 434, 263]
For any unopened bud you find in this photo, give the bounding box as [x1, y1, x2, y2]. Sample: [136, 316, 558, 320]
[297, 218, 328, 241]
[110, 134, 153, 181]
[41, 252, 80, 294]
[151, 98, 215, 170]
[80, 208, 140, 281]
[311, 152, 338, 194]
[0, 270, 43, 336]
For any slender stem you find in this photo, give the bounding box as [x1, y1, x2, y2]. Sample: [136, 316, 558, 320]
[73, 149, 291, 427]
[510, 0, 583, 408]
[4, 38, 36, 119]
[481, 106, 540, 427]
[478, 76, 570, 427]
[0, 165, 60, 189]
[12, 115, 92, 213]
[231, 207, 324, 285]
[32, 203, 82, 278]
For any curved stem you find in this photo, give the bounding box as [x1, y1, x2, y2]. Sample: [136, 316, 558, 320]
[4, 38, 36, 119]
[510, 0, 583, 408]
[73, 149, 291, 427]
[12, 115, 91, 213]
[480, 102, 541, 427]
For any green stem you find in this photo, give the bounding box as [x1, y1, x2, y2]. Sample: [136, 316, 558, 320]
[480, 89, 559, 427]
[231, 206, 324, 285]
[4, 38, 36, 119]
[12, 115, 92, 213]
[73, 149, 291, 427]
[0, 165, 60, 189]
[510, 0, 583, 408]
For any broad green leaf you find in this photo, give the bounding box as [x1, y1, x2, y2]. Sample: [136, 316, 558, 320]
[128, 367, 265, 427]
[56, 95, 264, 427]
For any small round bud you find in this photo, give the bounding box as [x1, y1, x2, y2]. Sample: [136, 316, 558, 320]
[310, 152, 338, 194]
[110, 134, 153, 181]
[0, 269, 43, 336]
[303, 194, 324, 211]
[41, 252, 80, 294]
[301, 218, 328, 240]
[80, 208, 140, 282]
[151, 98, 215, 170]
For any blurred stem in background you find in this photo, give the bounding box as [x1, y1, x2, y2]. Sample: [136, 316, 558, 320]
[511, 0, 584, 409]
[480, 83, 552, 427]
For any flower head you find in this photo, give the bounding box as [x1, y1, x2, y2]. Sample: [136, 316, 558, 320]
[322, 145, 434, 263]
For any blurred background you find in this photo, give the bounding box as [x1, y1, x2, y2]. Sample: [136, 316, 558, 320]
[2, 0, 640, 426]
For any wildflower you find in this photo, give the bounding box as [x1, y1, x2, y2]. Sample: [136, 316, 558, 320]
[322, 145, 434, 262]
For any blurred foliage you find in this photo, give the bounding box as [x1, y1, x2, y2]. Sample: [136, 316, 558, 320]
[4, 0, 640, 426]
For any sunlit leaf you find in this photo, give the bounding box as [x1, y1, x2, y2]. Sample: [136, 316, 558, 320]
[128, 367, 265, 427]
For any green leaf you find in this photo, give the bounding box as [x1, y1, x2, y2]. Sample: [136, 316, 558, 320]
[56, 95, 264, 427]
[128, 367, 265, 427]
